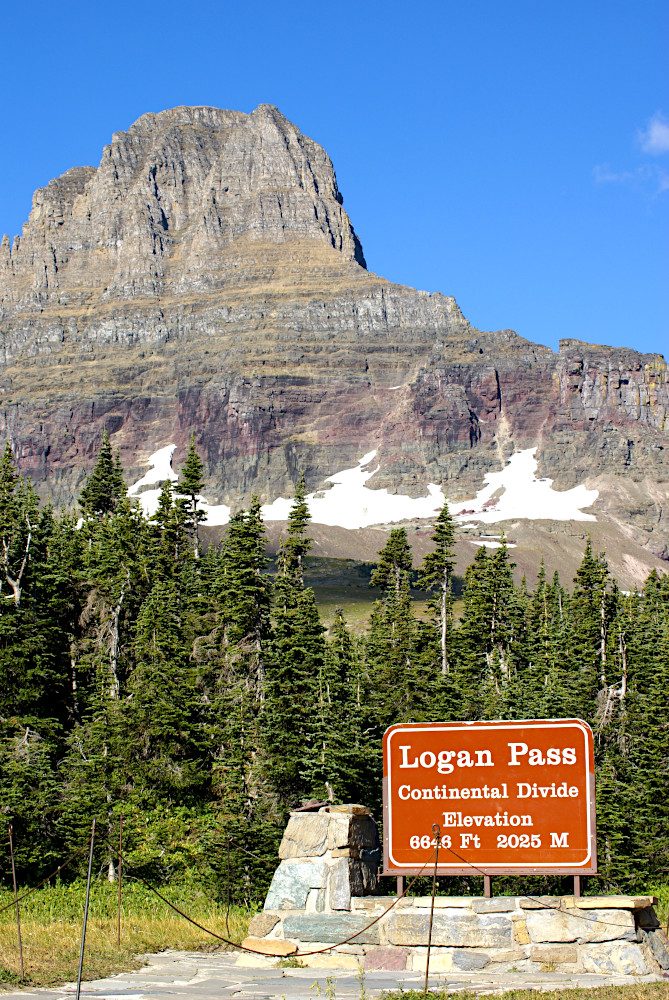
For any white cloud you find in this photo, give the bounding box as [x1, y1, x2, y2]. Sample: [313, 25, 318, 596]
[638, 112, 669, 155]
[593, 163, 669, 196]
[593, 164, 635, 184]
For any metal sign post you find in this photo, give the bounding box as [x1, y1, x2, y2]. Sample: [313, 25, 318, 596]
[383, 718, 597, 879]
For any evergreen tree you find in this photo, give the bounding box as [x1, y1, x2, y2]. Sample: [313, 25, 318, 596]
[276, 473, 311, 591]
[79, 431, 126, 520]
[175, 435, 206, 560]
[569, 537, 613, 716]
[125, 580, 207, 804]
[417, 501, 457, 676]
[264, 586, 326, 805]
[365, 529, 421, 729]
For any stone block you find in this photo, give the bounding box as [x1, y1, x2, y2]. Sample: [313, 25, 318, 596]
[637, 907, 660, 929]
[471, 897, 517, 913]
[525, 906, 634, 944]
[352, 897, 392, 912]
[328, 814, 352, 850]
[242, 937, 297, 956]
[299, 953, 362, 969]
[408, 948, 454, 973]
[350, 858, 379, 897]
[565, 907, 635, 943]
[264, 861, 327, 910]
[305, 887, 326, 913]
[519, 896, 562, 909]
[348, 815, 379, 850]
[279, 814, 330, 859]
[580, 941, 649, 975]
[363, 946, 409, 970]
[452, 948, 491, 970]
[387, 912, 511, 948]
[247, 913, 280, 937]
[639, 926, 669, 970]
[411, 896, 472, 908]
[512, 918, 530, 945]
[328, 858, 352, 910]
[530, 944, 578, 964]
[283, 913, 380, 945]
[323, 804, 371, 816]
[571, 895, 657, 910]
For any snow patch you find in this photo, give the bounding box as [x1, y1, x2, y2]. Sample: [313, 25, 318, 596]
[126, 444, 598, 529]
[127, 446, 231, 524]
[128, 445, 178, 495]
[261, 450, 445, 529]
[469, 539, 517, 550]
[452, 448, 598, 524]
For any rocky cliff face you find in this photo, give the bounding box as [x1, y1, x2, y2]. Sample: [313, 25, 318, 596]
[1, 104, 667, 563]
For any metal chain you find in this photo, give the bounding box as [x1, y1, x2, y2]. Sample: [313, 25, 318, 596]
[0, 843, 89, 915]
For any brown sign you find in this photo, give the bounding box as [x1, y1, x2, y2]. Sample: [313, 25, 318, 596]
[383, 719, 597, 875]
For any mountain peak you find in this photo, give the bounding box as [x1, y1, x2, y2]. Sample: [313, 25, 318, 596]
[0, 103, 366, 314]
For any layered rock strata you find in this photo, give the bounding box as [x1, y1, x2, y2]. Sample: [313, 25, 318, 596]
[1, 105, 667, 558]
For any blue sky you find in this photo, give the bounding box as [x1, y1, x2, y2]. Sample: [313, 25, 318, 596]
[1, 0, 666, 355]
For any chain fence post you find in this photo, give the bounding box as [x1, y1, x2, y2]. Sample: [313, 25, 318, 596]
[225, 836, 231, 935]
[76, 819, 96, 1000]
[423, 823, 441, 994]
[8, 824, 24, 981]
[117, 814, 123, 948]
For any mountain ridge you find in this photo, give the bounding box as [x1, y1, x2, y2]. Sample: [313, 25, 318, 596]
[0, 103, 667, 579]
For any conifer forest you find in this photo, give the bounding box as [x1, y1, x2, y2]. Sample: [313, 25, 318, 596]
[0, 436, 667, 903]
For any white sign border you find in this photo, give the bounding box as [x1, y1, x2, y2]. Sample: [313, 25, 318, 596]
[385, 719, 593, 870]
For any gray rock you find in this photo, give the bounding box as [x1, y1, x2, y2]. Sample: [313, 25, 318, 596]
[524, 907, 634, 944]
[282, 913, 380, 945]
[263, 861, 327, 910]
[451, 948, 491, 970]
[580, 941, 649, 975]
[328, 859, 352, 910]
[387, 912, 512, 948]
[279, 814, 331, 859]
[471, 897, 517, 913]
[247, 913, 280, 937]
[637, 906, 661, 929]
[638, 927, 669, 970]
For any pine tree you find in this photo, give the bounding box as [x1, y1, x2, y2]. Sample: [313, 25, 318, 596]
[264, 586, 326, 805]
[276, 473, 311, 590]
[124, 580, 207, 805]
[175, 435, 206, 560]
[370, 527, 413, 596]
[218, 498, 271, 658]
[417, 502, 457, 676]
[365, 529, 420, 729]
[79, 431, 126, 520]
[569, 537, 613, 717]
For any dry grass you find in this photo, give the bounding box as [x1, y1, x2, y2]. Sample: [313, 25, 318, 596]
[0, 881, 251, 988]
[381, 989, 669, 1000]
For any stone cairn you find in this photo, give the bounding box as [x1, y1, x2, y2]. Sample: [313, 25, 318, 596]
[241, 803, 669, 976]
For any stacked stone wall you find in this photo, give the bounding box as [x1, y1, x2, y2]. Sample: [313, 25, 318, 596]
[240, 804, 669, 976]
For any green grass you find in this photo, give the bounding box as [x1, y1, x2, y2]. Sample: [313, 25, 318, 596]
[0, 880, 251, 988]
